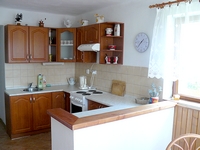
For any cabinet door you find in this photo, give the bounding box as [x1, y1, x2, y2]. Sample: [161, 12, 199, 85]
[88, 100, 108, 110]
[83, 24, 100, 44]
[64, 92, 70, 112]
[52, 92, 65, 109]
[76, 27, 84, 62]
[32, 93, 51, 130]
[57, 28, 76, 62]
[5, 25, 29, 63]
[76, 27, 97, 63]
[29, 27, 49, 62]
[10, 95, 32, 134]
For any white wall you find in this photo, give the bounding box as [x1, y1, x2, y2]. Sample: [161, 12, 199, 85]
[51, 107, 174, 150]
[0, 7, 76, 28]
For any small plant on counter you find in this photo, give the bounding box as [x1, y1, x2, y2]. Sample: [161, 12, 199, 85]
[148, 83, 162, 97]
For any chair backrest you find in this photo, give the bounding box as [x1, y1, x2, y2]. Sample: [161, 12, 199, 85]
[166, 133, 200, 150]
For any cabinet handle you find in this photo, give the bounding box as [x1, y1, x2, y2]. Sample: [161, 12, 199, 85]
[30, 54, 32, 60]
[33, 97, 35, 102]
[27, 55, 29, 61]
[30, 97, 32, 103]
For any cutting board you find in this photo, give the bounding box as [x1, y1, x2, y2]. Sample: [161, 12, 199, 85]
[111, 80, 126, 96]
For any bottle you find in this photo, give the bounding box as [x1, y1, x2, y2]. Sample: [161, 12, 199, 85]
[114, 24, 120, 36]
[43, 76, 47, 89]
[37, 74, 43, 89]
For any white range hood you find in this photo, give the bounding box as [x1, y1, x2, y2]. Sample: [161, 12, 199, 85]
[77, 43, 100, 52]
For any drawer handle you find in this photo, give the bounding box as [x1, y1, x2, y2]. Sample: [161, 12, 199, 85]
[30, 97, 32, 103]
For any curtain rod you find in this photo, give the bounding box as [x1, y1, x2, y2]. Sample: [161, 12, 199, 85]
[149, 0, 193, 9]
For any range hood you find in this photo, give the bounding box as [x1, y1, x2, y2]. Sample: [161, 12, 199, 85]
[77, 43, 100, 52]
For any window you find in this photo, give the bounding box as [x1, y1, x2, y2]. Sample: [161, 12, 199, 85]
[174, 16, 200, 101]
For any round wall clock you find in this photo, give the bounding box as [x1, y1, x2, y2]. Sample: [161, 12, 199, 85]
[134, 32, 149, 53]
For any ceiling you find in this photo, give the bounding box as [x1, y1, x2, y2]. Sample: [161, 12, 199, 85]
[0, 0, 134, 16]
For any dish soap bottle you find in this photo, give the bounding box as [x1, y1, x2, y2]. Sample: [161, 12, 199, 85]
[37, 74, 43, 89]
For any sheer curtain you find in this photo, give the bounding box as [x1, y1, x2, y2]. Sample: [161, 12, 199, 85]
[148, 1, 200, 81]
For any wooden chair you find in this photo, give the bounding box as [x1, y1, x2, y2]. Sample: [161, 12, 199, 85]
[166, 133, 200, 150]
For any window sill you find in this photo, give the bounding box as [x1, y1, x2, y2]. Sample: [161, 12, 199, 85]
[163, 98, 200, 110]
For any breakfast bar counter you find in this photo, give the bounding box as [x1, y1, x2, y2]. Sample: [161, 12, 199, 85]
[47, 101, 177, 150]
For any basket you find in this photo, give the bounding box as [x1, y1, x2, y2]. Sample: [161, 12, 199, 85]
[135, 97, 149, 104]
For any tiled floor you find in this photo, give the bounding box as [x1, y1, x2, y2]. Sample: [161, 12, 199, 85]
[0, 120, 51, 150]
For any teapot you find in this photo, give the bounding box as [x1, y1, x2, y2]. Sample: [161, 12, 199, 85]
[68, 77, 75, 85]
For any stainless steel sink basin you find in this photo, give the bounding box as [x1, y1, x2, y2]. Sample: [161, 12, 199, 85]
[23, 87, 42, 92]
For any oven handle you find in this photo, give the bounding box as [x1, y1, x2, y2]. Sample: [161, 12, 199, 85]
[70, 99, 84, 107]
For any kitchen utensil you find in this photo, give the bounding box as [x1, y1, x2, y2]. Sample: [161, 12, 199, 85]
[108, 45, 116, 50]
[68, 77, 75, 85]
[111, 80, 126, 96]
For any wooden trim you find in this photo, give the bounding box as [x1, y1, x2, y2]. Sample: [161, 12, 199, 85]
[47, 101, 176, 130]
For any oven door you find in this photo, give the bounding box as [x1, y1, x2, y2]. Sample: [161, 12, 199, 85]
[70, 99, 83, 113]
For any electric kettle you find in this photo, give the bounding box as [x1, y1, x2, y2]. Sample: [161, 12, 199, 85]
[68, 77, 75, 85]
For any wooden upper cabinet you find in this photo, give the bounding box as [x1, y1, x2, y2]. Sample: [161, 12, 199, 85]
[5, 25, 49, 63]
[29, 27, 49, 62]
[56, 28, 76, 62]
[5, 25, 29, 63]
[76, 26, 97, 63]
[83, 24, 100, 44]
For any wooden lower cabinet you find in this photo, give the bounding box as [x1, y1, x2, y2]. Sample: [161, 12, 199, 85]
[5, 93, 51, 139]
[51, 92, 70, 112]
[88, 100, 108, 110]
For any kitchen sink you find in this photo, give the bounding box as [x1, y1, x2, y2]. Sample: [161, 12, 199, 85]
[23, 87, 43, 92]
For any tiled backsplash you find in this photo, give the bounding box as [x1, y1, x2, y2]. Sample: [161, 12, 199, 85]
[5, 63, 75, 88]
[5, 62, 163, 98]
[75, 63, 163, 98]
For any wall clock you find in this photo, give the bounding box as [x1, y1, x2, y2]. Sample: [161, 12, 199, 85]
[134, 32, 149, 53]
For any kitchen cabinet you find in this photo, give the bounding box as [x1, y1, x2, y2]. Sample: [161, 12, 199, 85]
[51, 91, 70, 112]
[56, 28, 76, 62]
[83, 24, 100, 44]
[88, 100, 108, 110]
[76, 27, 97, 63]
[99, 22, 124, 65]
[52, 92, 65, 109]
[5, 25, 49, 63]
[5, 93, 51, 139]
[65, 92, 70, 112]
[49, 28, 57, 62]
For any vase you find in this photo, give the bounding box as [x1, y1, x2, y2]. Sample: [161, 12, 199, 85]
[150, 97, 159, 103]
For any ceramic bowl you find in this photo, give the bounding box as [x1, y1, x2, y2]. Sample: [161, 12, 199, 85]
[108, 45, 116, 50]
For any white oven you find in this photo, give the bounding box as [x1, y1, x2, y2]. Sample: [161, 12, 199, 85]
[69, 90, 103, 113]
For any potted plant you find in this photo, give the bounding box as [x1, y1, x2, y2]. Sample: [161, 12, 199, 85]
[148, 83, 162, 103]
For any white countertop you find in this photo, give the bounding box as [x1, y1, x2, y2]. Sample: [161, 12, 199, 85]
[5, 84, 143, 118]
[5, 84, 80, 96]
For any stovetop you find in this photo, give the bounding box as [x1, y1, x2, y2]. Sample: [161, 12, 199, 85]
[75, 90, 103, 95]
